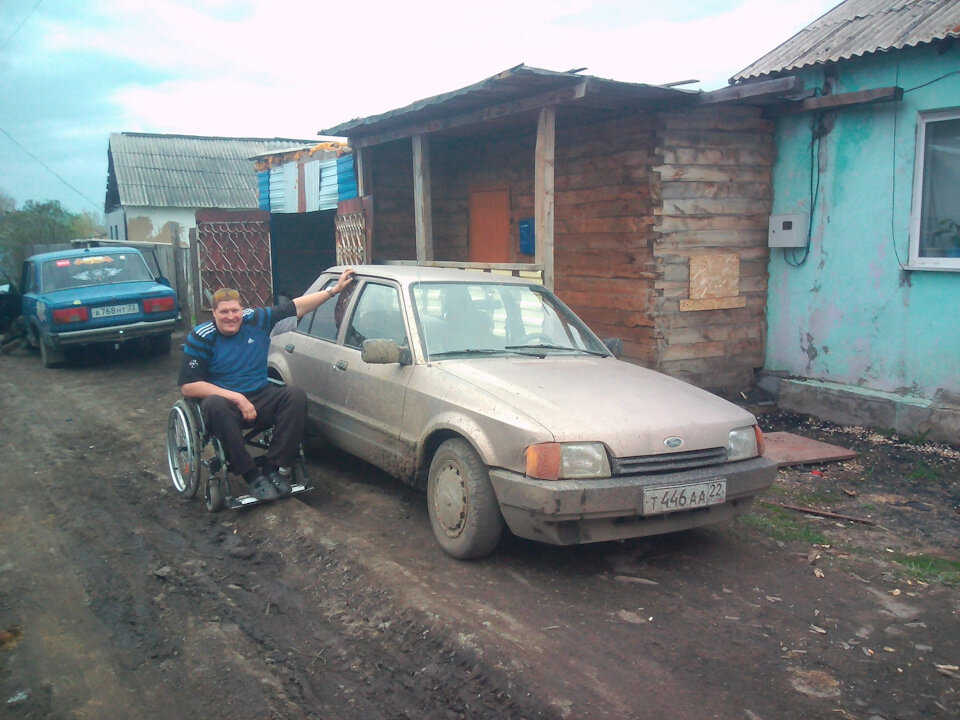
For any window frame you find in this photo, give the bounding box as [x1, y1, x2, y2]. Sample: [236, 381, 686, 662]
[908, 108, 960, 271]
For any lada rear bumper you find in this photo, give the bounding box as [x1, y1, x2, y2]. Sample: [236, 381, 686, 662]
[50, 318, 177, 347]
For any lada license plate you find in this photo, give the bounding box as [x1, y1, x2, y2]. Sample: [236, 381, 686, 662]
[642, 479, 726, 516]
[91, 303, 138, 318]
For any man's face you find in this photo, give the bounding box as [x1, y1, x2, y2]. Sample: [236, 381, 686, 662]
[212, 299, 243, 336]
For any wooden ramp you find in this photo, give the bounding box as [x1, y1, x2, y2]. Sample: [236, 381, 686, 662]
[762, 431, 857, 467]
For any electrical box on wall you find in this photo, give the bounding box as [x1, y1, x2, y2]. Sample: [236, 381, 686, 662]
[768, 213, 807, 248]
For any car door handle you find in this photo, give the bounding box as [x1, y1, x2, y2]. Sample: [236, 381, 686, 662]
[334, 359, 348, 372]
[284, 344, 295, 354]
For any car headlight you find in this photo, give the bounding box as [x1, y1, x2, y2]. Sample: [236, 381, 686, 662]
[727, 425, 762, 462]
[525, 442, 611, 480]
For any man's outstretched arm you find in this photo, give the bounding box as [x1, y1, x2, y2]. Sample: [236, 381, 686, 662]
[293, 268, 356, 319]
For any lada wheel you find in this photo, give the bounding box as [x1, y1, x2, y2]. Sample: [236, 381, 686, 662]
[427, 438, 504, 559]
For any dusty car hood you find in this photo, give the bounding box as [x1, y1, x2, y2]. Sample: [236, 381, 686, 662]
[434, 356, 757, 457]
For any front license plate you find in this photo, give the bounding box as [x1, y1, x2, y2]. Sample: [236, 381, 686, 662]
[642, 479, 726, 516]
[91, 303, 139, 318]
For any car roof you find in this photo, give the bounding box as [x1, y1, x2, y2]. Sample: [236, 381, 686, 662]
[328, 264, 540, 288]
[27, 246, 142, 263]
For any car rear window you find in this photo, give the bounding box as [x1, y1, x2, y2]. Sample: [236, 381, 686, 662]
[41, 253, 154, 291]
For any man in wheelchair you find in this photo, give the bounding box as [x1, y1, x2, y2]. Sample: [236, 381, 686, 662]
[177, 268, 355, 500]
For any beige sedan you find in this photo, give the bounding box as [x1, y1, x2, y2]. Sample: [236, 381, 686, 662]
[268, 265, 776, 559]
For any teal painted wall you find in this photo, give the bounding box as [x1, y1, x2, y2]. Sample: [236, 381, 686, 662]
[767, 44, 960, 400]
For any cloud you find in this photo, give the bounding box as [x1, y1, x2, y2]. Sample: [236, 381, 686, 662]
[0, 0, 836, 212]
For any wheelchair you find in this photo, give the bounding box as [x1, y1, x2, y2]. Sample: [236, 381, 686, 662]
[165, 395, 312, 511]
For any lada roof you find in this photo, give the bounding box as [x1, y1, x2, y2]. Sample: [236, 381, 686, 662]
[28, 247, 142, 263]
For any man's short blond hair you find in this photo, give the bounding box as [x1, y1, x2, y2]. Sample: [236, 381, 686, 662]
[211, 288, 241, 310]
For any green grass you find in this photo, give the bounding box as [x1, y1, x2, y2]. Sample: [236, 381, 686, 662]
[908, 463, 941, 483]
[889, 553, 960, 586]
[740, 505, 827, 545]
[795, 488, 844, 506]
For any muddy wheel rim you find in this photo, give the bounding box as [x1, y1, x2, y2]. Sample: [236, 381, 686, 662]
[434, 460, 466, 537]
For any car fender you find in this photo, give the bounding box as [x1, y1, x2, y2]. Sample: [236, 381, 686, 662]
[414, 407, 549, 484]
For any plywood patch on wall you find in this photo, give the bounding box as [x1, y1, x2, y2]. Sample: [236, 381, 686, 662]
[680, 253, 747, 312]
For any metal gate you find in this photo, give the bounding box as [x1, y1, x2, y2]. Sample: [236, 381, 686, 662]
[195, 209, 272, 310]
[335, 196, 371, 265]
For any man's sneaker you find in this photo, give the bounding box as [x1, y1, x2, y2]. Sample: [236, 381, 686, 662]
[268, 469, 292, 497]
[248, 474, 279, 500]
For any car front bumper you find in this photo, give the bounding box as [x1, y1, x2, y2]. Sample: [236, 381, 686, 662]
[50, 318, 177, 347]
[488, 455, 777, 545]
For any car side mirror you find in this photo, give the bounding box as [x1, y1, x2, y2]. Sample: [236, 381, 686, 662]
[602, 337, 623, 359]
[361, 338, 412, 366]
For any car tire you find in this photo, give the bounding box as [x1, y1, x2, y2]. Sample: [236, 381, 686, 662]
[427, 438, 504, 560]
[39, 336, 66, 368]
[149, 332, 172, 356]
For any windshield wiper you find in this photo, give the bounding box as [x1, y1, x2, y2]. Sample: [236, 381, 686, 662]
[505, 344, 607, 356]
[428, 348, 509, 359]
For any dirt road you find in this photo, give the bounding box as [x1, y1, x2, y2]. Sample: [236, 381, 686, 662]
[1, 339, 957, 719]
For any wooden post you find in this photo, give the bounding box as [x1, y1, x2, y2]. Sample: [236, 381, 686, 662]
[535, 105, 556, 290]
[413, 133, 434, 262]
[355, 146, 372, 197]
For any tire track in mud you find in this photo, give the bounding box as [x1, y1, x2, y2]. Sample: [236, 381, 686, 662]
[0, 351, 559, 720]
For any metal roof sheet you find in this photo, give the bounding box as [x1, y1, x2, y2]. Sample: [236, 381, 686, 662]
[107, 133, 318, 209]
[732, 0, 960, 83]
[320, 64, 695, 139]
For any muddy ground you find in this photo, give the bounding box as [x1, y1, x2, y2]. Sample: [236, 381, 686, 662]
[1, 337, 958, 720]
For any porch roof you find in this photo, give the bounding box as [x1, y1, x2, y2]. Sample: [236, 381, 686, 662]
[319, 64, 697, 141]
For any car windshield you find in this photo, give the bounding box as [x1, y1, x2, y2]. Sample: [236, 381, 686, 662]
[411, 281, 608, 359]
[41, 252, 154, 291]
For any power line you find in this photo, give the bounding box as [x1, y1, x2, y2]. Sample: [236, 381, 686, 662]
[0, 0, 45, 53]
[0, 124, 100, 209]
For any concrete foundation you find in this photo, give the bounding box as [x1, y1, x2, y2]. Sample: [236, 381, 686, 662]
[759, 376, 960, 446]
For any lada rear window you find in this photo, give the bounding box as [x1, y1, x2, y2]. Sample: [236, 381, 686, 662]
[41, 253, 154, 291]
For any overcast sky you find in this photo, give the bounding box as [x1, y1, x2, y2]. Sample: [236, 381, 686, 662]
[0, 0, 837, 216]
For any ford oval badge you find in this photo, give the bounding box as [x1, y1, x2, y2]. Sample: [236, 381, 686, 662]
[664, 436, 683, 449]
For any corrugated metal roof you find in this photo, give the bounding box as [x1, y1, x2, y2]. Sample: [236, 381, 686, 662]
[732, 0, 960, 83]
[107, 133, 318, 209]
[320, 64, 695, 139]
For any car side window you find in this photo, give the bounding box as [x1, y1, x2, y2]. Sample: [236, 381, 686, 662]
[297, 279, 341, 341]
[344, 282, 407, 350]
[24, 263, 38, 293]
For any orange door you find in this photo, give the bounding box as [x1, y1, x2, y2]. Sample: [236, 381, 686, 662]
[469, 187, 510, 263]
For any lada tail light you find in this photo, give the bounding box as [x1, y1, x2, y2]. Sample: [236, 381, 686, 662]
[52, 306, 89, 324]
[143, 296, 175, 313]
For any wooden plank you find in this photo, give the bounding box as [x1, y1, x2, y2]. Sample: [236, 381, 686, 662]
[535, 105, 556, 291]
[657, 197, 772, 216]
[412, 134, 434, 262]
[775, 86, 903, 115]
[660, 181, 770, 201]
[656, 229, 769, 248]
[658, 130, 775, 150]
[658, 147, 774, 167]
[679, 296, 748, 312]
[696, 75, 804, 105]
[656, 165, 771, 183]
[350, 82, 587, 149]
[654, 214, 768, 233]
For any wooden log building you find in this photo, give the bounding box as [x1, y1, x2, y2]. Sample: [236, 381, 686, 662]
[323, 65, 804, 393]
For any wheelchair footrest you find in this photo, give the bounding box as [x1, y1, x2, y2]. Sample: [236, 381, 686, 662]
[226, 483, 312, 510]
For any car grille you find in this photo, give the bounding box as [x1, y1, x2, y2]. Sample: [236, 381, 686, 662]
[611, 447, 728, 476]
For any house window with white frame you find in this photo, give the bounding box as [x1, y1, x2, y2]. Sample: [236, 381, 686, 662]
[910, 110, 960, 269]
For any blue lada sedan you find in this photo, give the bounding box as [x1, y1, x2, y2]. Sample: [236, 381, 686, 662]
[21, 247, 179, 367]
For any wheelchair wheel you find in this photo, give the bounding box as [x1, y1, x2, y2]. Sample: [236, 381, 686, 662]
[203, 437, 228, 513]
[167, 400, 201, 499]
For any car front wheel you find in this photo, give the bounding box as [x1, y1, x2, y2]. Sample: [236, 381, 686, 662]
[427, 438, 504, 560]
